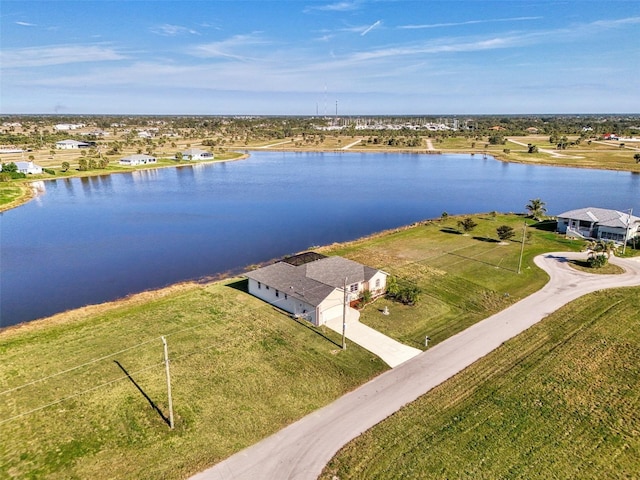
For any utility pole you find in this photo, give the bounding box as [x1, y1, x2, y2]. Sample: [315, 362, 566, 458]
[161, 336, 174, 429]
[518, 222, 527, 274]
[342, 278, 347, 350]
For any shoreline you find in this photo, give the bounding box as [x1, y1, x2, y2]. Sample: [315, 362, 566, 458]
[0, 153, 249, 213]
[3, 144, 639, 214]
[0, 213, 455, 335]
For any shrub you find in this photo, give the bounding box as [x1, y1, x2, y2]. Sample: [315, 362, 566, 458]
[386, 276, 422, 305]
[43, 168, 55, 175]
[497, 225, 516, 241]
[457, 217, 477, 233]
[588, 254, 608, 268]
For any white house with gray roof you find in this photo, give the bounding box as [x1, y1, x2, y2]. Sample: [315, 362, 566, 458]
[118, 154, 157, 166]
[56, 139, 90, 149]
[244, 254, 388, 326]
[178, 148, 214, 161]
[557, 207, 640, 244]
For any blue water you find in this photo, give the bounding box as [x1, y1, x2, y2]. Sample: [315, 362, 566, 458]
[1, 151, 638, 326]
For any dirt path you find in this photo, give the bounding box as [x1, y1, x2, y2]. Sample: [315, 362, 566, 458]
[341, 139, 362, 150]
[507, 138, 584, 159]
[190, 253, 640, 480]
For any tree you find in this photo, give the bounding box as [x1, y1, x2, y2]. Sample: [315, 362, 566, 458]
[2, 162, 18, 173]
[457, 217, 477, 233]
[78, 158, 88, 171]
[525, 198, 547, 220]
[496, 225, 515, 242]
[385, 276, 422, 305]
[587, 239, 616, 259]
[61, 161, 70, 172]
[488, 134, 504, 145]
[634, 153, 640, 164]
[527, 143, 538, 154]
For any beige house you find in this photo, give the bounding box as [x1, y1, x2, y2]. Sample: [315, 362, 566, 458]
[245, 253, 388, 326]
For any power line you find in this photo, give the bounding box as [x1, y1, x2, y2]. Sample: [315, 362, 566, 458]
[1, 235, 516, 423]
[0, 361, 163, 426]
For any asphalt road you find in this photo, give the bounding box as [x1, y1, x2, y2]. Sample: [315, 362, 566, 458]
[190, 252, 640, 480]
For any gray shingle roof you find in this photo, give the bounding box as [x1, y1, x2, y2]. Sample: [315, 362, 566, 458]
[557, 207, 639, 229]
[244, 256, 385, 307]
[245, 262, 336, 306]
[304, 256, 379, 287]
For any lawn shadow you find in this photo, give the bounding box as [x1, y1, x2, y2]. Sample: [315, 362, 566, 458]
[290, 315, 342, 349]
[114, 360, 171, 427]
[569, 259, 591, 268]
[472, 236, 501, 243]
[440, 227, 462, 235]
[447, 251, 515, 272]
[531, 219, 557, 232]
[226, 278, 249, 293]
[226, 279, 341, 348]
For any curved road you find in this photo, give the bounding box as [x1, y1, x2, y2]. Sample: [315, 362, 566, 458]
[191, 252, 640, 480]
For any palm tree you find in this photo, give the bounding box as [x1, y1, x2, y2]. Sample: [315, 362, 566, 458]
[525, 198, 547, 221]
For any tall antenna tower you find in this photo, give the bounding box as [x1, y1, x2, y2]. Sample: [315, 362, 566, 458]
[324, 85, 327, 117]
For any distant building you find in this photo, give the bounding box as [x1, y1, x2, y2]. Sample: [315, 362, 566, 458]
[56, 139, 90, 150]
[178, 148, 214, 161]
[54, 123, 84, 131]
[118, 154, 157, 166]
[14, 161, 43, 174]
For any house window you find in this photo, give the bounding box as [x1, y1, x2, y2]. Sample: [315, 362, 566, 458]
[284, 294, 288, 300]
[375, 278, 381, 288]
[350, 283, 358, 293]
[266, 285, 269, 290]
[258, 282, 261, 289]
[275, 290, 279, 297]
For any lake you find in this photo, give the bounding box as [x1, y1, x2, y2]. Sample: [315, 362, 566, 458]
[1, 151, 638, 326]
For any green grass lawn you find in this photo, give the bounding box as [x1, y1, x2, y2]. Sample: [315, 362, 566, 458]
[323, 214, 581, 349]
[320, 286, 640, 479]
[0, 282, 386, 479]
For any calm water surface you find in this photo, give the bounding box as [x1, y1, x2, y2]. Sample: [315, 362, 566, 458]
[2, 151, 638, 326]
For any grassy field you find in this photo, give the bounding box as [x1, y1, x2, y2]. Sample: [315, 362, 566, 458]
[320, 286, 640, 479]
[0, 281, 387, 479]
[0, 213, 582, 479]
[322, 214, 582, 349]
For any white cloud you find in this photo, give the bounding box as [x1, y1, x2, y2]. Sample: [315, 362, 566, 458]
[304, 1, 360, 13]
[0, 44, 126, 68]
[188, 33, 269, 61]
[150, 24, 199, 36]
[15, 21, 37, 27]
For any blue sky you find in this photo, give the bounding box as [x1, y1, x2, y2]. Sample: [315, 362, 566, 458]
[1, 0, 639, 115]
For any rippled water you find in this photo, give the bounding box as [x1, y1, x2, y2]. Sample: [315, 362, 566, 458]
[1, 151, 638, 326]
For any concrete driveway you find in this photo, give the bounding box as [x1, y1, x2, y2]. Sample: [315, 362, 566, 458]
[190, 252, 640, 480]
[324, 307, 422, 368]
